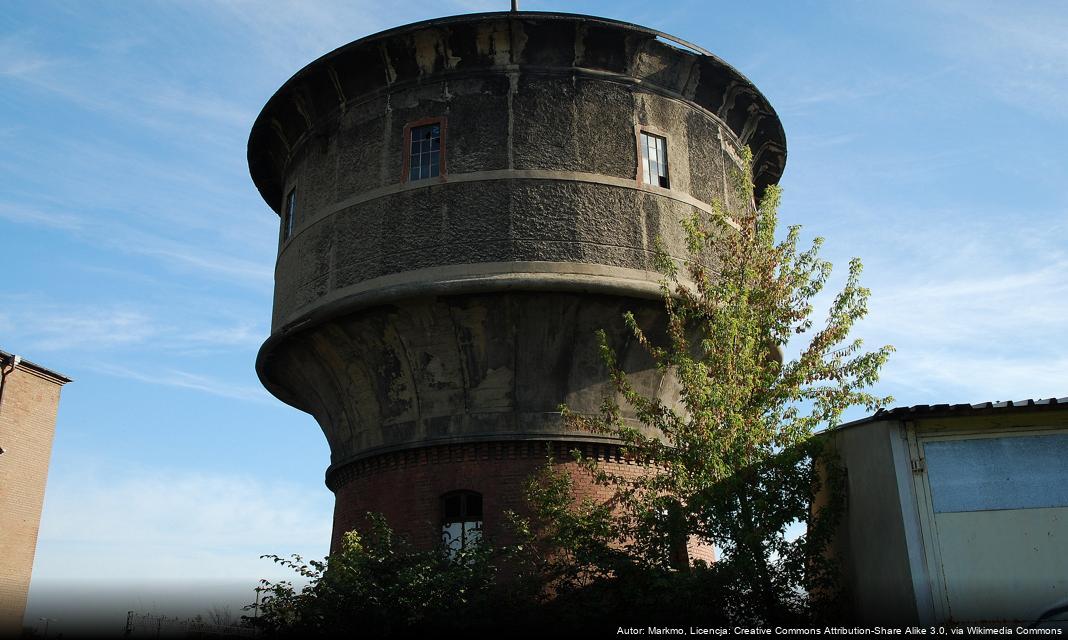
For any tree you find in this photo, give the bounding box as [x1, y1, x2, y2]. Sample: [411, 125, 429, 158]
[539, 147, 894, 624]
[244, 149, 892, 632]
[245, 513, 542, 637]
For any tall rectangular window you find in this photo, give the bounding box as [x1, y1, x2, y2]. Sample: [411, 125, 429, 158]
[283, 188, 296, 241]
[408, 122, 441, 181]
[441, 491, 482, 558]
[641, 131, 669, 188]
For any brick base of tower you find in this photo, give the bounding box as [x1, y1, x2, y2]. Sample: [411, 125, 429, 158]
[327, 440, 714, 564]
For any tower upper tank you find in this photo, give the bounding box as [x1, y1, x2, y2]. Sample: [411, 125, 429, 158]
[249, 11, 785, 547]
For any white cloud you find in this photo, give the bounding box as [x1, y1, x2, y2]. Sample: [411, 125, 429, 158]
[9, 306, 158, 351]
[880, 351, 1068, 402]
[28, 464, 332, 632]
[840, 219, 1068, 405]
[193, 0, 393, 75]
[92, 363, 271, 403]
[776, 201, 1068, 408]
[0, 202, 85, 231]
[0, 34, 59, 78]
[867, 259, 1068, 345]
[0, 199, 273, 289]
[184, 323, 264, 349]
[36, 466, 331, 563]
[118, 230, 273, 288]
[915, 1, 1068, 118]
[779, 79, 895, 113]
[142, 84, 256, 130]
[1, 298, 267, 363]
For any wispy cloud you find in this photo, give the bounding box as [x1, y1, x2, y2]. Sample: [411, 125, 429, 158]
[840, 217, 1068, 404]
[27, 462, 330, 632]
[781, 82, 889, 110]
[868, 259, 1068, 344]
[6, 306, 159, 351]
[143, 85, 257, 129]
[880, 351, 1068, 402]
[0, 199, 273, 288]
[92, 363, 270, 403]
[913, 1, 1068, 119]
[0, 202, 85, 231]
[787, 132, 858, 151]
[0, 27, 255, 156]
[34, 463, 332, 582]
[115, 227, 273, 287]
[184, 323, 264, 349]
[193, 0, 391, 76]
[2, 298, 267, 357]
[0, 34, 59, 78]
[777, 199, 1068, 408]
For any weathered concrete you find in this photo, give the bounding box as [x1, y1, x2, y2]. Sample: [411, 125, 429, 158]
[250, 13, 786, 339]
[266, 291, 678, 472]
[249, 12, 785, 548]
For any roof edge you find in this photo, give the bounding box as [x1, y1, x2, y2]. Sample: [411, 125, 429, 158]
[247, 10, 786, 213]
[834, 396, 1068, 431]
[1, 349, 72, 385]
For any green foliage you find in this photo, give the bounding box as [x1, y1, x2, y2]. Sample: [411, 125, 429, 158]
[549, 147, 893, 623]
[247, 149, 891, 631]
[245, 513, 528, 637]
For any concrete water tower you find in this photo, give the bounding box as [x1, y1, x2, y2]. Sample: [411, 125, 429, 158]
[248, 11, 785, 553]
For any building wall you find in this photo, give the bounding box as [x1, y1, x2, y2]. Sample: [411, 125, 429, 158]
[831, 407, 1068, 625]
[268, 291, 677, 469]
[249, 13, 783, 557]
[909, 412, 1068, 623]
[270, 77, 743, 330]
[830, 420, 923, 624]
[250, 14, 786, 337]
[0, 361, 67, 634]
[329, 440, 715, 564]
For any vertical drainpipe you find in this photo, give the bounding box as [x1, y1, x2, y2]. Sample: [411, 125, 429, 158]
[0, 354, 19, 417]
[0, 354, 19, 455]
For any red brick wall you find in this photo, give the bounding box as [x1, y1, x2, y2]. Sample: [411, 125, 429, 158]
[329, 441, 617, 551]
[0, 364, 66, 634]
[328, 440, 714, 563]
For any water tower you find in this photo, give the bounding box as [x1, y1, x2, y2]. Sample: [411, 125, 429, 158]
[249, 11, 785, 552]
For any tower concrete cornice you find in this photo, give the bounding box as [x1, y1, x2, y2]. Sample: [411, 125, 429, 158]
[248, 11, 786, 214]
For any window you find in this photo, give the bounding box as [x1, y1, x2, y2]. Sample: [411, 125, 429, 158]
[441, 490, 482, 556]
[407, 121, 442, 181]
[282, 188, 296, 241]
[640, 131, 669, 188]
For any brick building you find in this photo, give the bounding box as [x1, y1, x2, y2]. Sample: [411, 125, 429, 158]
[248, 11, 784, 558]
[0, 351, 69, 634]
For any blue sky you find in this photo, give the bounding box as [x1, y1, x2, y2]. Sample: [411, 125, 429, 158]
[3, 0, 1067, 632]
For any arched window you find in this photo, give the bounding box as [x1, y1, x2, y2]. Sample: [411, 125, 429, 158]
[441, 490, 482, 556]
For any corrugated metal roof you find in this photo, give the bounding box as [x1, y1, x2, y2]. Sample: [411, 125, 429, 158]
[836, 396, 1068, 430]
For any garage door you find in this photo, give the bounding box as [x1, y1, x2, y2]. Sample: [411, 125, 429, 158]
[920, 432, 1068, 622]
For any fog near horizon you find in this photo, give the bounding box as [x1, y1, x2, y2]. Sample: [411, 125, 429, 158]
[24, 579, 301, 636]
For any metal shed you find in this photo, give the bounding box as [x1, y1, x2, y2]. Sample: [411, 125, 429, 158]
[828, 398, 1068, 625]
